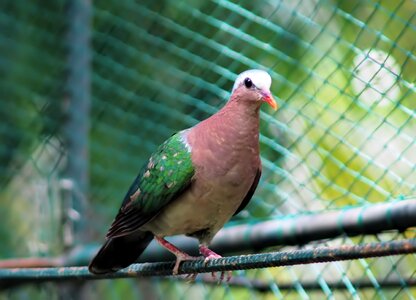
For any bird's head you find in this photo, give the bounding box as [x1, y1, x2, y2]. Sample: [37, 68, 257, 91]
[231, 69, 278, 110]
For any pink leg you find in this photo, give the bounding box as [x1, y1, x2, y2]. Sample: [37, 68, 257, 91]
[199, 245, 222, 260]
[155, 237, 199, 275]
[199, 245, 232, 282]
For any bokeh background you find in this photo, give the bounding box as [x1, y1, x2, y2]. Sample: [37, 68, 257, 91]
[1, 0, 415, 299]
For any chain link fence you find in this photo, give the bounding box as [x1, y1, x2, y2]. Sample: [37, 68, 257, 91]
[1, 0, 415, 299]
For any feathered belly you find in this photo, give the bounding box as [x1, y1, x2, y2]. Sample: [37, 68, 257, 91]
[142, 175, 252, 241]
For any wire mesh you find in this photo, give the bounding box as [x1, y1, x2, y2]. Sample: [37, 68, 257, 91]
[1, 0, 415, 299]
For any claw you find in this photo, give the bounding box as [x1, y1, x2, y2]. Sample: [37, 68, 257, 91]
[155, 237, 199, 277]
[184, 273, 198, 283]
[213, 270, 232, 283]
[172, 252, 199, 275]
[199, 244, 232, 283]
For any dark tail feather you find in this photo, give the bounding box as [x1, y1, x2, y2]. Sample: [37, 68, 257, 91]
[89, 231, 153, 274]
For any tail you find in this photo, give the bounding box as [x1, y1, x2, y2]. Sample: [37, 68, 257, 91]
[88, 231, 153, 274]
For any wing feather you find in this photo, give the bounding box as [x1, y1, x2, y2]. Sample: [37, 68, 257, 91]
[233, 167, 261, 216]
[106, 132, 194, 238]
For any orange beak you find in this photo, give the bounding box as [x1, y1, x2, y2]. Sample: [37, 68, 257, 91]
[262, 92, 278, 110]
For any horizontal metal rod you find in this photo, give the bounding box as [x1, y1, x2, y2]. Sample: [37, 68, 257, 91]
[1, 238, 415, 287]
[139, 198, 416, 261]
[1, 199, 415, 268]
[209, 198, 416, 251]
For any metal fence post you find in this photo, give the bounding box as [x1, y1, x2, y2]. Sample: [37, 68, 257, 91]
[61, 0, 91, 299]
[62, 0, 92, 247]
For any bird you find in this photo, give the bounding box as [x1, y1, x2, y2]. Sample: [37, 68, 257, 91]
[89, 69, 278, 279]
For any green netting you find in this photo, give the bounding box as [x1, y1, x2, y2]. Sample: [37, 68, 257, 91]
[1, 0, 416, 299]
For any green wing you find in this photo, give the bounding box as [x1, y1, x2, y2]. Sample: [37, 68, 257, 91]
[106, 131, 194, 238]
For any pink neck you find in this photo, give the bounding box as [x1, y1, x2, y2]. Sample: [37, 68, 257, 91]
[191, 96, 261, 156]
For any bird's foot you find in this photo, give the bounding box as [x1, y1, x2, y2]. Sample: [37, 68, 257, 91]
[172, 252, 200, 276]
[155, 236, 199, 278]
[184, 272, 198, 283]
[199, 245, 232, 283]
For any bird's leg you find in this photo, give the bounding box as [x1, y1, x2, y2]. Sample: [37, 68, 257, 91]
[199, 244, 232, 282]
[154, 237, 199, 276]
[199, 244, 222, 261]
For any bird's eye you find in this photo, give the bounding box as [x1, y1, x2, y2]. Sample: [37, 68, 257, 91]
[244, 78, 253, 88]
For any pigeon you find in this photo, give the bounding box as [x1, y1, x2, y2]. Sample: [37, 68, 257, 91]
[89, 69, 278, 279]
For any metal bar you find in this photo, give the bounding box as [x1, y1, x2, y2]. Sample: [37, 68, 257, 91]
[62, 0, 91, 246]
[1, 199, 415, 268]
[60, 1, 92, 299]
[209, 198, 416, 253]
[0, 238, 415, 286]
[138, 199, 416, 261]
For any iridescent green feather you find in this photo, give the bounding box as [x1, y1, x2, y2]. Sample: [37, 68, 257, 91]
[106, 131, 194, 238]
